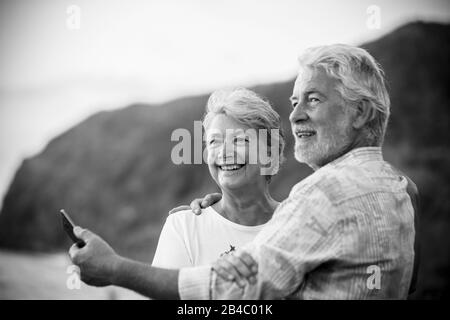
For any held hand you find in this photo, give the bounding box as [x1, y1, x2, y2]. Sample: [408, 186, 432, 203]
[69, 226, 120, 287]
[168, 193, 222, 215]
[212, 250, 258, 288]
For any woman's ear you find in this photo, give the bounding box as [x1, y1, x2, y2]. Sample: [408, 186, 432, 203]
[352, 99, 375, 129]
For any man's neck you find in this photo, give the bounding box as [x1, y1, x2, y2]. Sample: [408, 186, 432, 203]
[311, 136, 379, 171]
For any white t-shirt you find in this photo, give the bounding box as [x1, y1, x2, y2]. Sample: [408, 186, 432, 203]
[152, 206, 267, 268]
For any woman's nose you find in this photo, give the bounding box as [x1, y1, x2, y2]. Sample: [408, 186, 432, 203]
[289, 105, 309, 123]
[217, 140, 235, 160]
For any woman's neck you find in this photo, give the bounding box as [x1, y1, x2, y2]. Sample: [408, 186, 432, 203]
[212, 186, 279, 226]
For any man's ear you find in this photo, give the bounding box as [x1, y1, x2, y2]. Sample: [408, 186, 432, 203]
[352, 99, 375, 129]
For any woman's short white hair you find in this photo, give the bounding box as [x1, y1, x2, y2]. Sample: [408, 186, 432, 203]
[298, 44, 390, 146]
[203, 87, 285, 179]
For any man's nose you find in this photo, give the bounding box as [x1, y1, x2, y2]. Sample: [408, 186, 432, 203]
[289, 104, 309, 123]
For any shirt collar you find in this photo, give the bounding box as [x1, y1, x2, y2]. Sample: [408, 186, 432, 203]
[321, 147, 383, 170]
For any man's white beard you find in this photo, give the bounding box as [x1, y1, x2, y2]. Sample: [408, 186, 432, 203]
[294, 121, 354, 169]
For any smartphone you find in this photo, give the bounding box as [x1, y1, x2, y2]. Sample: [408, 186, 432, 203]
[59, 209, 86, 248]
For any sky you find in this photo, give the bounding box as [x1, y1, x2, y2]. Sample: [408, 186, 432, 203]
[0, 0, 449, 209]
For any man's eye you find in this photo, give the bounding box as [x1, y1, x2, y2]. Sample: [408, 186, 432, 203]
[208, 139, 217, 145]
[308, 97, 320, 104]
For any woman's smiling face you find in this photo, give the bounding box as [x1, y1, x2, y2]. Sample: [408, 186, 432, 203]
[205, 114, 266, 191]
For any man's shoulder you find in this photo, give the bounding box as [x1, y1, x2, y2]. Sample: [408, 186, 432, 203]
[389, 165, 419, 198]
[290, 162, 395, 206]
[291, 164, 354, 191]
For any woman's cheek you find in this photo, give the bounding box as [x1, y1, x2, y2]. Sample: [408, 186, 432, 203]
[205, 145, 217, 164]
[235, 145, 248, 164]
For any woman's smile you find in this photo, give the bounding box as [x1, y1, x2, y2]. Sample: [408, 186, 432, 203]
[217, 163, 245, 172]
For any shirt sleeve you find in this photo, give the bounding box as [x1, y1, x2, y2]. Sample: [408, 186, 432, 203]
[152, 214, 193, 268]
[178, 265, 212, 300]
[210, 188, 341, 299]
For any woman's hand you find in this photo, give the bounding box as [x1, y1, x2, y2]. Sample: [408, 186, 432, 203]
[69, 226, 121, 287]
[212, 250, 258, 288]
[168, 193, 222, 215]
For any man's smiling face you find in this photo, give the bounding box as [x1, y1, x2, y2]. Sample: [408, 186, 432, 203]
[289, 67, 357, 169]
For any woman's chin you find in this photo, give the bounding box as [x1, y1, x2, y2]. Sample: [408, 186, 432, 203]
[218, 175, 246, 190]
[217, 165, 264, 190]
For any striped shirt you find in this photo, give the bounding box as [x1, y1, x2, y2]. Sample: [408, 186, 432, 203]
[178, 147, 415, 299]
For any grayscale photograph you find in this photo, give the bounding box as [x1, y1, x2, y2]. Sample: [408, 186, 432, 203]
[0, 0, 448, 303]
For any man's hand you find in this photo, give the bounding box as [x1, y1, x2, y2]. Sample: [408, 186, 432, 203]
[69, 226, 121, 287]
[168, 193, 222, 215]
[212, 250, 258, 288]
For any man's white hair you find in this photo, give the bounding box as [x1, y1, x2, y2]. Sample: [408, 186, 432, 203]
[298, 44, 390, 146]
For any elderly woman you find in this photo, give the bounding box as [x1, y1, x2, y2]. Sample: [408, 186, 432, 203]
[152, 87, 285, 269]
[68, 87, 283, 295]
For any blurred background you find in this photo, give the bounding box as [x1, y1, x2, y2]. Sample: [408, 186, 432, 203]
[0, 0, 449, 299]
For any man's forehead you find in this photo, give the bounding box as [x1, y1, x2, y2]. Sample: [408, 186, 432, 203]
[292, 67, 335, 97]
[294, 67, 311, 83]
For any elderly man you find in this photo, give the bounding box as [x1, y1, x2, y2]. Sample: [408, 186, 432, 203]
[69, 44, 417, 299]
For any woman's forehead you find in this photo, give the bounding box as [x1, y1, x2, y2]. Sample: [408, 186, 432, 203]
[205, 128, 248, 139]
[206, 114, 251, 132]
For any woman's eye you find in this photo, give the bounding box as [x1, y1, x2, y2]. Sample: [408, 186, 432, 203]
[234, 137, 248, 144]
